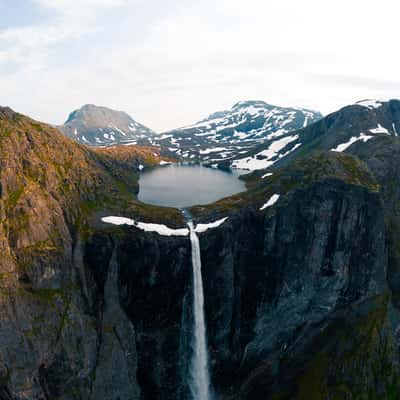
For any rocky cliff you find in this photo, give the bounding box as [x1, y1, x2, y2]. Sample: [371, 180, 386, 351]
[1, 106, 400, 400]
[0, 107, 179, 399]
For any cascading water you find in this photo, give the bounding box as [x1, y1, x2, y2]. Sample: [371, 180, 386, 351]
[187, 221, 212, 400]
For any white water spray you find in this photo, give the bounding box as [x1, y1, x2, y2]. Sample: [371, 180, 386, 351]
[188, 221, 212, 400]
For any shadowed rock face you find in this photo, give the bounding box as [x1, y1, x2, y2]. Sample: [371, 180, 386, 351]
[199, 181, 389, 399]
[79, 177, 392, 400]
[85, 231, 192, 400]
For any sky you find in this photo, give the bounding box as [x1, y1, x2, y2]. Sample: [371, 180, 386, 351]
[1, 0, 400, 132]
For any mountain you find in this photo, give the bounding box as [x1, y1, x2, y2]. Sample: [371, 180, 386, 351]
[58, 101, 322, 163]
[225, 99, 400, 172]
[3, 102, 400, 399]
[153, 100, 322, 162]
[0, 106, 182, 400]
[59, 104, 156, 146]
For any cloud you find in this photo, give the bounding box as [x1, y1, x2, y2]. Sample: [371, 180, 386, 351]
[1, 0, 400, 131]
[311, 74, 400, 93]
[33, 0, 129, 16]
[0, 0, 130, 73]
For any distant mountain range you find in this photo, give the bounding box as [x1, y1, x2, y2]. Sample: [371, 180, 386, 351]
[58, 101, 322, 161]
[58, 100, 400, 176]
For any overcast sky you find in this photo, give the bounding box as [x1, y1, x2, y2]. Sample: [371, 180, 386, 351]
[1, 0, 400, 131]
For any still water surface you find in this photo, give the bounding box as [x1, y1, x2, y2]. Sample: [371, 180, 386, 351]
[138, 164, 246, 208]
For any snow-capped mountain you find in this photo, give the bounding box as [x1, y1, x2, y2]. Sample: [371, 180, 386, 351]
[59, 104, 155, 146]
[153, 100, 322, 163]
[229, 99, 400, 172]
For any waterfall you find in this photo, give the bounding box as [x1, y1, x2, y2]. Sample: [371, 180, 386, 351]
[188, 221, 212, 400]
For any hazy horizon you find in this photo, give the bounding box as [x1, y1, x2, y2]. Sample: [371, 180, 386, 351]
[1, 0, 400, 131]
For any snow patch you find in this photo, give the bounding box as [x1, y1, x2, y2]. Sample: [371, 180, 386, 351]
[393, 123, 398, 137]
[113, 126, 127, 136]
[194, 217, 229, 233]
[260, 194, 280, 211]
[331, 133, 373, 152]
[356, 99, 383, 109]
[232, 135, 299, 171]
[101, 216, 189, 236]
[159, 134, 173, 140]
[199, 147, 229, 155]
[369, 123, 389, 135]
[262, 172, 273, 179]
[233, 130, 250, 140]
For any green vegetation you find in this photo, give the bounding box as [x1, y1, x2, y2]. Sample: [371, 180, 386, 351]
[5, 187, 24, 208]
[19, 287, 65, 304]
[292, 294, 399, 400]
[30, 122, 44, 132]
[0, 128, 12, 138]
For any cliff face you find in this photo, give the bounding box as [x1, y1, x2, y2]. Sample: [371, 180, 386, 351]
[1, 107, 400, 399]
[84, 230, 192, 400]
[0, 108, 178, 399]
[81, 176, 394, 400]
[200, 181, 392, 399]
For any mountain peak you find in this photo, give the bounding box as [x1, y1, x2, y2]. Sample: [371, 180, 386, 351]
[155, 100, 323, 163]
[232, 100, 269, 109]
[0, 106, 16, 120]
[60, 104, 155, 146]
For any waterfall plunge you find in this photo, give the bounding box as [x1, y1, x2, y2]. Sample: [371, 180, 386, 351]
[188, 221, 212, 400]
